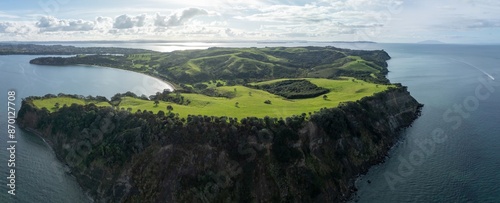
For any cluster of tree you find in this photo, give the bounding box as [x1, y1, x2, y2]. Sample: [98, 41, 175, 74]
[148, 89, 191, 105]
[19, 99, 311, 168]
[251, 79, 330, 99]
[111, 91, 149, 101]
[27, 93, 109, 104]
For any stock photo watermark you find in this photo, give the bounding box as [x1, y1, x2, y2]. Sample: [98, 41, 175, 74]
[6, 90, 17, 196]
[384, 73, 499, 190]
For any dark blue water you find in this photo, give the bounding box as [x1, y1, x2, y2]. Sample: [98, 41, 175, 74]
[0, 55, 173, 202]
[351, 44, 500, 202]
[1, 43, 499, 202]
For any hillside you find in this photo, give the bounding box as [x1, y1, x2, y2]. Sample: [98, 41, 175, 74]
[17, 87, 422, 202]
[29, 46, 391, 85]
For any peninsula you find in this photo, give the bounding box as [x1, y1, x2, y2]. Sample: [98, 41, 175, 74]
[16, 45, 422, 202]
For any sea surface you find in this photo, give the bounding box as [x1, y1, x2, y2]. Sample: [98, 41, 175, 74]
[0, 55, 173, 202]
[0, 42, 499, 202]
[352, 44, 500, 203]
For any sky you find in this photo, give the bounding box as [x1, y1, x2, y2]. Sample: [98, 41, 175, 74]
[0, 0, 499, 43]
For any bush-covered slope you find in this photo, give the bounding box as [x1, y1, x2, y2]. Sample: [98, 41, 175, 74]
[250, 79, 330, 99]
[17, 87, 422, 202]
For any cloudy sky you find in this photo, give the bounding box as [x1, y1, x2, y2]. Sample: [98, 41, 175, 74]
[0, 0, 499, 43]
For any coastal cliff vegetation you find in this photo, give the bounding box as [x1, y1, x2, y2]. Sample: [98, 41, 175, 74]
[14, 45, 423, 202]
[18, 87, 422, 202]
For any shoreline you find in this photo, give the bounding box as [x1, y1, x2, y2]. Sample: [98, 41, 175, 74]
[21, 127, 95, 203]
[73, 63, 177, 91]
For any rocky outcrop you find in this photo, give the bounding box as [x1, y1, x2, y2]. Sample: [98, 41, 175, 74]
[17, 87, 421, 202]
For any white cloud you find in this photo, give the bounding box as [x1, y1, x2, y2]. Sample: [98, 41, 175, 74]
[36, 16, 95, 32]
[0, 0, 499, 43]
[154, 8, 209, 27]
[113, 14, 147, 29]
[0, 21, 35, 34]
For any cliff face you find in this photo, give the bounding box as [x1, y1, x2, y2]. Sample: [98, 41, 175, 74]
[17, 87, 421, 202]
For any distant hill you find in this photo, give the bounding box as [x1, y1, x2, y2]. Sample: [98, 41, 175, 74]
[417, 40, 445, 44]
[328, 41, 376, 44]
[0, 44, 157, 55]
[29, 46, 392, 84]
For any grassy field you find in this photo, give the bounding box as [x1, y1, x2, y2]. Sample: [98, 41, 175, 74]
[32, 97, 110, 112]
[32, 77, 390, 119]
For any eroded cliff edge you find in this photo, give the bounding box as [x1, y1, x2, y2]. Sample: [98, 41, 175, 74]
[17, 86, 422, 202]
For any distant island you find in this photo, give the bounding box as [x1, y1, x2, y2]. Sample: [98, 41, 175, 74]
[15, 45, 422, 202]
[327, 41, 376, 44]
[417, 40, 446, 44]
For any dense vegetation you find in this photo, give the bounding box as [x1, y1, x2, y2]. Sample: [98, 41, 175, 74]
[18, 86, 422, 202]
[29, 46, 391, 85]
[249, 79, 330, 99]
[0, 44, 156, 55]
[14, 44, 424, 202]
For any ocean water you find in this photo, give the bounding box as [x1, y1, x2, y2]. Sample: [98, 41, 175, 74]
[0, 55, 173, 202]
[0, 42, 499, 202]
[352, 44, 500, 202]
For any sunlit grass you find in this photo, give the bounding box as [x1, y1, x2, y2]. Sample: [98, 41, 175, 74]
[32, 78, 390, 119]
[32, 97, 110, 112]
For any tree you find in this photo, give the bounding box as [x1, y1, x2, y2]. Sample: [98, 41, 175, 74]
[166, 105, 173, 112]
[54, 102, 60, 109]
[157, 110, 165, 117]
[323, 95, 328, 100]
[154, 100, 159, 107]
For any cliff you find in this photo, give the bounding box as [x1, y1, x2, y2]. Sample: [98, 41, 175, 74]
[17, 87, 421, 202]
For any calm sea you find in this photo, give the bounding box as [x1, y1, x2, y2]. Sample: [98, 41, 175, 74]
[0, 42, 499, 202]
[0, 55, 172, 202]
[353, 44, 500, 203]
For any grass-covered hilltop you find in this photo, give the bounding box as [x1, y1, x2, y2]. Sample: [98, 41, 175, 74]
[30, 46, 391, 84]
[17, 45, 423, 202]
[32, 78, 391, 119]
